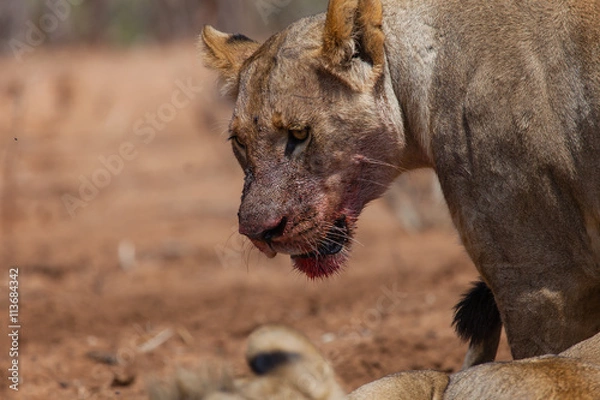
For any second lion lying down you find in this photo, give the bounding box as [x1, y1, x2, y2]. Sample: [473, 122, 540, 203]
[149, 324, 600, 400]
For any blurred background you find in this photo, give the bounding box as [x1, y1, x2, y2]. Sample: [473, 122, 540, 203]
[0, 0, 328, 51]
[0, 1, 501, 399]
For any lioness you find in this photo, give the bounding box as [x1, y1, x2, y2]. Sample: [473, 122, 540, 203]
[150, 324, 600, 400]
[148, 324, 346, 400]
[200, 0, 600, 366]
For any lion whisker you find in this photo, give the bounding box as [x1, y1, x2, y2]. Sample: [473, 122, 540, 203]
[356, 177, 393, 189]
[357, 156, 407, 173]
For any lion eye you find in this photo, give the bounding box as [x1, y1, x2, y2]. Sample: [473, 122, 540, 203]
[291, 128, 308, 141]
[285, 126, 311, 157]
[228, 135, 246, 150]
[228, 135, 247, 165]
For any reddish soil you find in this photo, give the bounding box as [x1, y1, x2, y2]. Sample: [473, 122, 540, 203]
[0, 44, 510, 400]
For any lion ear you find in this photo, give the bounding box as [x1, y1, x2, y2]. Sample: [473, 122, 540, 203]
[322, 0, 385, 89]
[199, 25, 261, 97]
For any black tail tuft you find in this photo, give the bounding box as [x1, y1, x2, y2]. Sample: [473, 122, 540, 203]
[452, 279, 502, 345]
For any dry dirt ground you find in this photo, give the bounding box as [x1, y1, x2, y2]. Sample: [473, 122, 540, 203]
[0, 44, 510, 400]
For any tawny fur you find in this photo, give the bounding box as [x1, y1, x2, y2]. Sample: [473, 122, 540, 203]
[351, 332, 600, 399]
[200, 0, 600, 368]
[148, 324, 345, 400]
[149, 325, 600, 400]
[200, 27, 259, 97]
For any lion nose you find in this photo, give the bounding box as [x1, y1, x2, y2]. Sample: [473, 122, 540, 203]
[240, 216, 288, 243]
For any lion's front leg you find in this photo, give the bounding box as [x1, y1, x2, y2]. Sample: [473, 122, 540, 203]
[436, 161, 600, 361]
[449, 274, 599, 364]
[491, 276, 600, 360]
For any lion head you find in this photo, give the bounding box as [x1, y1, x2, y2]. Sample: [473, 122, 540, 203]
[200, 0, 429, 278]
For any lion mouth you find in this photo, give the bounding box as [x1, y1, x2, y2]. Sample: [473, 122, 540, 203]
[293, 217, 349, 258]
[291, 217, 350, 279]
